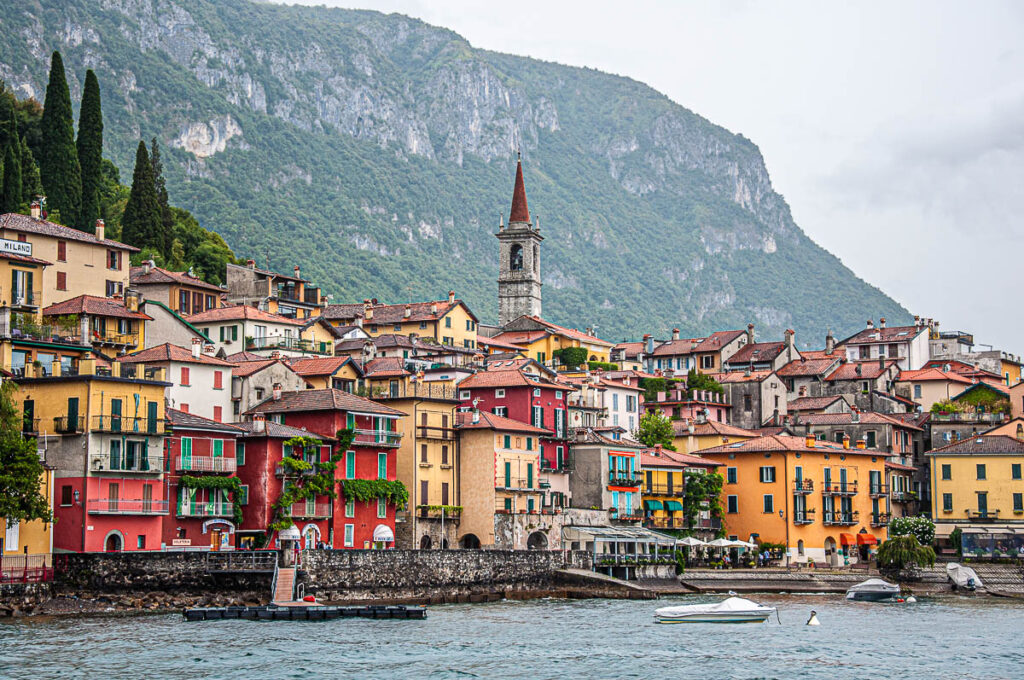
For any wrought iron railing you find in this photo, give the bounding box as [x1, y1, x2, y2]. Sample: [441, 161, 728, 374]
[87, 498, 168, 514]
[821, 481, 858, 496]
[176, 455, 237, 473]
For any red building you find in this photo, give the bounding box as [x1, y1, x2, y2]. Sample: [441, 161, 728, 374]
[164, 409, 244, 551]
[234, 416, 334, 550]
[245, 389, 406, 549]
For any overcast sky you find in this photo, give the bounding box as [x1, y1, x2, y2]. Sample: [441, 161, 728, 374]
[280, 0, 1024, 352]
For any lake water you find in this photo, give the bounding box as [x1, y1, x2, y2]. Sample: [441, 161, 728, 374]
[2, 594, 1023, 679]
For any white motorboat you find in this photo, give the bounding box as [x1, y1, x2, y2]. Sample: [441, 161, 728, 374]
[946, 563, 982, 591]
[845, 578, 900, 601]
[654, 597, 776, 624]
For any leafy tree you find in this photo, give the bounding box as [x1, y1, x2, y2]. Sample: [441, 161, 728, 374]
[682, 470, 724, 538]
[877, 535, 936, 578]
[120, 141, 164, 252]
[686, 368, 724, 396]
[633, 411, 676, 450]
[0, 381, 52, 524]
[39, 52, 81, 227]
[888, 515, 935, 546]
[1, 136, 21, 213]
[76, 69, 103, 230]
[553, 347, 588, 370]
[19, 136, 41, 205]
[150, 138, 174, 254]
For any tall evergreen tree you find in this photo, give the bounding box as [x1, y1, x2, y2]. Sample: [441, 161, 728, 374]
[76, 69, 103, 231]
[121, 140, 163, 251]
[149, 138, 174, 253]
[39, 51, 81, 226]
[20, 136, 42, 205]
[1, 140, 22, 214]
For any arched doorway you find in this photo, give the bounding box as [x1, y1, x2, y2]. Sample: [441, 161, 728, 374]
[441, 539, 449, 550]
[302, 523, 321, 550]
[824, 536, 838, 567]
[460, 533, 481, 550]
[104, 531, 123, 552]
[527, 531, 548, 550]
[419, 535, 433, 550]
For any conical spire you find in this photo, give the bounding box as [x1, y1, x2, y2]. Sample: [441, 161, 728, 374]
[509, 154, 530, 224]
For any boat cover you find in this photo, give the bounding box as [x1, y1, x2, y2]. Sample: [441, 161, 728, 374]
[655, 597, 773, 617]
[946, 563, 983, 589]
[846, 578, 899, 592]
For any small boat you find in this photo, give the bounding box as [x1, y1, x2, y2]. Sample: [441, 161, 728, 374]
[845, 578, 900, 601]
[946, 563, 982, 591]
[654, 597, 775, 624]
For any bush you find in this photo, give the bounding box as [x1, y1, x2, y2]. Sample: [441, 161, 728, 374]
[878, 535, 936, 578]
[587, 361, 618, 371]
[889, 516, 935, 546]
[553, 347, 589, 370]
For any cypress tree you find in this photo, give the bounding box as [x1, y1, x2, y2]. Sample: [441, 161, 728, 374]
[39, 51, 81, 226]
[20, 136, 42, 205]
[1, 141, 22, 214]
[76, 69, 103, 231]
[149, 138, 174, 253]
[121, 140, 162, 251]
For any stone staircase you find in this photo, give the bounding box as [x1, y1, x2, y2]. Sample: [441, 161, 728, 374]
[272, 567, 295, 604]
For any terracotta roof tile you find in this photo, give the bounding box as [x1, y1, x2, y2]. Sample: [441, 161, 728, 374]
[186, 305, 304, 326]
[897, 368, 974, 385]
[43, 295, 152, 320]
[230, 359, 280, 378]
[117, 343, 233, 366]
[927, 434, 1024, 455]
[841, 324, 926, 346]
[712, 370, 776, 384]
[166, 408, 245, 433]
[825, 360, 897, 382]
[362, 356, 410, 378]
[245, 388, 405, 417]
[236, 420, 330, 440]
[224, 351, 270, 362]
[787, 395, 849, 412]
[701, 434, 888, 456]
[130, 264, 222, 292]
[640, 450, 719, 469]
[671, 419, 757, 438]
[322, 299, 476, 325]
[795, 411, 922, 431]
[0, 212, 138, 251]
[456, 410, 550, 434]
[287, 356, 360, 377]
[724, 341, 785, 365]
[777, 357, 842, 378]
[458, 368, 570, 390]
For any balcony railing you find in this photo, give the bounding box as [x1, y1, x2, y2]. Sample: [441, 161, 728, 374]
[90, 330, 140, 347]
[91, 415, 166, 435]
[370, 383, 459, 401]
[793, 509, 816, 525]
[608, 472, 641, 487]
[290, 501, 331, 518]
[22, 417, 39, 435]
[869, 484, 889, 498]
[2, 316, 82, 344]
[496, 477, 534, 491]
[642, 484, 685, 497]
[821, 481, 858, 496]
[793, 479, 814, 494]
[246, 336, 332, 355]
[416, 505, 462, 520]
[967, 509, 1000, 521]
[53, 415, 85, 434]
[930, 412, 1008, 424]
[891, 490, 918, 503]
[87, 498, 168, 515]
[177, 501, 235, 518]
[417, 426, 456, 441]
[118, 365, 167, 381]
[276, 286, 302, 302]
[1, 555, 54, 584]
[275, 460, 322, 477]
[353, 429, 402, 448]
[2, 288, 42, 309]
[89, 452, 164, 474]
[176, 455, 237, 473]
[643, 517, 687, 529]
[871, 512, 891, 527]
[823, 511, 859, 526]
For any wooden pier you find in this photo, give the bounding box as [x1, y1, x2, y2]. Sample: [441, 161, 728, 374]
[183, 604, 428, 622]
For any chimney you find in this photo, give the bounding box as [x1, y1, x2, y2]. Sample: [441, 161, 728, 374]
[654, 443, 663, 456]
[746, 323, 755, 345]
[191, 337, 202, 359]
[645, 334, 655, 355]
[95, 219, 105, 241]
[842, 435, 850, 450]
[246, 259, 256, 269]
[799, 385, 807, 397]
[125, 290, 139, 312]
[784, 329, 795, 358]
[672, 328, 680, 341]
[825, 329, 835, 355]
[202, 343, 215, 356]
[866, 319, 874, 330]
[294, 265, 301, 279]
[805, 434, 816, 448]
[471, 408, 480, 424]
[272, 383, 282, 400]
[851, 409, 860, 423]
[879, 317, 886, 329]
[30, 198, 43, 220]
[404, 305, 411, 319]
[431, 302, 438, 315]
[253, 413, 266, 433]
[856, 438, 866, 449]
[448, 290, 455, 304]
[914, 315, 921, 327]
[744, 367, 752, 378]
[879, 356, 885, 370]
[271, 350, 282, 361]
[855, 364, 862, 376]
[364, 302, 374, 320]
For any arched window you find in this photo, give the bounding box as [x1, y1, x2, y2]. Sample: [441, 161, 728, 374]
[533, 244, 539, 273]
[510, 244, 523, 271]
[797, 539, 805, 556]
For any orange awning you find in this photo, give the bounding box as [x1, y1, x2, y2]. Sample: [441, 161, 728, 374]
[856, 534, 878, 546]
[839, 533, 857, 546]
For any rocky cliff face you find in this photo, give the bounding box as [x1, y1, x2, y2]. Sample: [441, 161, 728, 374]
[0, 0, 908, 340]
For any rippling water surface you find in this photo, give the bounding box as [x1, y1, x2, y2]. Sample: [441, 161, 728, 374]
[3, 594, 1023, 679]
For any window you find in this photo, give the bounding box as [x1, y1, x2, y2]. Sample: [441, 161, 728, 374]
[763, 494, 774, 513]
[913, 384, 922, 399]
[459, 390, 470, 400]
[759, 466, 776, 483]
[56, 271, 67, 290]
[493, 406, 507, 417]
[495, 389, 505, 398]
[137, 535, 146, 549]
[107, 250, 122, 270]
[420, 444, 428, 463]
[941, 464, 951, 480]
[533, 388, 541, 397]
[345, 451, 355, 479]
[743, 395, 752, 412]
[377, 453, 387, 479]
[526, 437, 533, 451]
[502, 435, 511, 449]
[377, 498, 387, 518]
[727, 495, 738, 513]
[345, 498, 355, 517]
[441, 445, 449, 465]
[726, 467, 737, 484]
[866, 431, 877, 449]
[700, 355, 714, 369]
[238, 485, 249, 505]
[344, 524, 354, 547]
[419, 321, 427, 330]
[1014, 493, 1023, 513]
[213, 371, 223, 389]
[445, 317, 452, 328]
[60, 485, 73, 506]
[531, 406, 543, 428]
[57, 240, 67, 261]
[555, 390, 563, 400]
[976, 464, 986, 480]
[833, 431, 846, 444]
[180, 366, 190, 386]
[105, 280, 123, 297]
[1013, 463, 1022, 480]
[212, 406, 222, 423]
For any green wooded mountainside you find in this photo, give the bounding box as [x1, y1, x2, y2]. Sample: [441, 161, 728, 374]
[0, 0, 909, 343]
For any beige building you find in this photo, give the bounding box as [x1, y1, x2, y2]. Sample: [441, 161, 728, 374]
[896, 367, 974, 411]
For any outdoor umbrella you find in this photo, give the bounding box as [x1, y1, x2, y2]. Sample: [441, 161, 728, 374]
[706, 538, 733, 548]
[679, 537, 706, 546]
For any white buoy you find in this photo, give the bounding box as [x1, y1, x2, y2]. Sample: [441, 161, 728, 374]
[906, 596, 917, 603]
[806, 611, 820, 626]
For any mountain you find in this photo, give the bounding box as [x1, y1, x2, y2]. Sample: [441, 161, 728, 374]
[0, 0, 910, 343]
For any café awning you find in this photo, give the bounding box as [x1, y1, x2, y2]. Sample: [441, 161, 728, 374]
[372, 524, 395, 542]
[856, 534, 878, 546]
[839, 533, 857, 546]
[664, 500, 684, 512]
[643, 500, 664, 511]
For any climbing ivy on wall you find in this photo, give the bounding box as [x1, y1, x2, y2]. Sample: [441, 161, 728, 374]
[682, 470, 725, 539]
[265, 429, 354, 534]
[339, 479, 409, 508]
[179, 474, 244, 526]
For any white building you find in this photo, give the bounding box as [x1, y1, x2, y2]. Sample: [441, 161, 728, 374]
[838, 318, 930, 371]
[117, 340, 234, 422]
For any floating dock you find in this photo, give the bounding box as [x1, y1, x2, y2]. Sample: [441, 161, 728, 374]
[183, 604, 428, 622]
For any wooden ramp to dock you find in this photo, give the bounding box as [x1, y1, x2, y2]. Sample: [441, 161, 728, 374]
[556, 568, 657, 593]
[272, 567, 296, 605]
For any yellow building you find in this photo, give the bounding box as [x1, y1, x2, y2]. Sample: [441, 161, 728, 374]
[929, 434, 1024, 526]
[640, 447, 719, 533]
[0, 211, 135, 303]
[0, 462, 53, 562]
[130, 261, 222, 315]
[672, 419, 758, 455]
[42, 294, 151, 356]
[287, 356, 363, 391]
[490, 316, 613, 367]
[322, 293, 480, 350]
[455, 410, 549, 549]
[700, 434, 890, 567]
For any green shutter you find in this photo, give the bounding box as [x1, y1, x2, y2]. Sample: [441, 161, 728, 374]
[527, 463, 533, 488]
[346, 451, 355, 479]
[504, 461, 511, 488]
[232, 325, 239, 341]
[181, 437, 192, 469]
[147, 401, 158, 434]
[110, 399, 122, 431]
[213, 439, 223, 457]
[236, 441, 245, 465]
[378, 453, 387, 479]
[220, 326, 225, 341]
[526, 437, 533, 451]
[503, 435, 511, 449]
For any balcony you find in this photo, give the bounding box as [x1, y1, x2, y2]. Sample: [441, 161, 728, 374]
[821, 481, 858, 496]
[176, 455, 237, 473]
[793, 479, 814, 494]
[930, 412, 1008, 424]
[118, 365, 167, 381]
[290, 501, 331, 518]
[246, 336, 332, 355]
[416, 505, 462, 520]
[967, 509, 1000, 521]
[276, 285, 302, 302]
[53, 416, 85, 434]
[87, 498, 168, 515]
[353, 429, 402, 448]
[643, 484, 685, 497]
[89, 452, 164, 474]
[869, 484, 889, 498]
[177, 501, 235, 518]
[793, 509, 816, 525]
[871, 512, 891, 527]
[823, 511, 859, 526]
[2, 288, 42, 310]
[90, 330, 140, 349]
[417, 426, 456, 441]
[891, 490, 918, 503]
[2, 314, 82, 344]
[608, 472, 641, 487]
[91, 415, 166, 435]
[274, 460, 321, 477]
[643, 517, 687, 530]
[496, 477, 534, 492]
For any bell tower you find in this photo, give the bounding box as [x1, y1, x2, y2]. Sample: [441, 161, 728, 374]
[497, 156, 543, 326]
